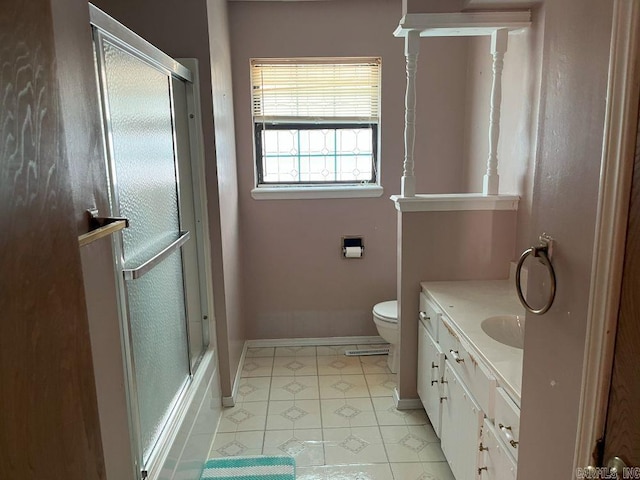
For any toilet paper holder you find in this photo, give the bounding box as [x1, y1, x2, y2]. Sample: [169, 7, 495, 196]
[342, 236, 364, 259]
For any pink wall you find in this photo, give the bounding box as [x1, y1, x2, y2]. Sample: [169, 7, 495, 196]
[518, 0, 614, 477]
[462, 25, 544, 255]
[462, 36, 532, 194]
[92, 0, 244, 396]
[405, 0, 465, 14]
[397, 209, 517, 398]
[228, 0, 471, 340]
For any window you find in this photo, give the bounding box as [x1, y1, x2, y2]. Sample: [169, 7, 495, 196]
[251, 57, 381, 190]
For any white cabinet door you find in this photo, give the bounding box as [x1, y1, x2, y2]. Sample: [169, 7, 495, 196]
[441, 362, 484, 480]
[479, 419, 517, 480]
[417, 321, 430, 401]
[418, 322, 444, 437]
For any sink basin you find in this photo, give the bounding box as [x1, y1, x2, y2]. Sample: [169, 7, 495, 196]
[481, 315, 526, 349]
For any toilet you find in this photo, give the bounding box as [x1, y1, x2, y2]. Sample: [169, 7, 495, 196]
[372, 300, 399, 373]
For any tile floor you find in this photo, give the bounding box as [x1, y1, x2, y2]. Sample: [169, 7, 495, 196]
[209, 344, 455, 480]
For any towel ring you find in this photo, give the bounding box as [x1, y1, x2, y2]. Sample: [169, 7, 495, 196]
[515, 235, 556, 315]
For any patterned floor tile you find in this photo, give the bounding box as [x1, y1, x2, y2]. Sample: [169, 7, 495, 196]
[318, 374, 370, 399]
[372, 396, 428, 426]
[262, 429, 324, 467]
[218, 401, 268, 433]
[266, 399, 322, 430]
[320, 397, 377, 428]
[297, 463, 394, 480]
[317, 356, 363, 375]
[273, 356, 318, 376]
[323, 426, 388, 464]
[380, 425, 445, 463]
[246, 347, 275, 358]
[389, 462, 455, 480]
[216, 342, 454, 479]
[275, 346, 317, 357]
[270, 375, 320, 401]
[241, 357, 274, 378]
[209, 431, 264, 458]
[365, 373, 397, 397]
[360, 354, 392, 374]
[236, 377, 271, 402]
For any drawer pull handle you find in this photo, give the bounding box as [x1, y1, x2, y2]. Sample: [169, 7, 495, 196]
[440, 396, 448, 403]
[419, 311, 431, 322]
[479, 442, 488, 452]
[478, 467, 488, 475]
[431, 361, 438, 369]
[499, 423, 519, 449]
[449, 350, 464, 363]
[431, 380, 438, 386]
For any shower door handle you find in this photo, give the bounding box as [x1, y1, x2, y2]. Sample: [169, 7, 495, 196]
[123, 231, 190, 280]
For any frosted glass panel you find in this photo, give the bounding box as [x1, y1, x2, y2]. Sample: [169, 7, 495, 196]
[102, 39, 180, 265]
[100, 38, 190, 466]
[126, 250, 189, 462]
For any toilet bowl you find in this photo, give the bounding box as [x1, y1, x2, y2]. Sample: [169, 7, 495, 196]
[373, 300, 399, 374]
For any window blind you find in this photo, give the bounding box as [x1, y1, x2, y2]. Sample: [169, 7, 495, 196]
[251, 57, 381, 123]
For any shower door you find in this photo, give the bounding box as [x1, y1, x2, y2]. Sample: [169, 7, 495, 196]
[92, 13, 204, 477]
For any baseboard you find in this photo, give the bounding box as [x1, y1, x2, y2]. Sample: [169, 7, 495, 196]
[393, 387, 423, 410]
[222, 341, 248, 407]
[246, 335, 385, 348]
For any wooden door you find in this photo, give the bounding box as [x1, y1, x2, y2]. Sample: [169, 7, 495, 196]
[0, 1, 105, 479]
[602, 97, 640, 468]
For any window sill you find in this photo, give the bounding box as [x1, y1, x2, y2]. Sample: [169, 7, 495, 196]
[251, 184, 384, 200]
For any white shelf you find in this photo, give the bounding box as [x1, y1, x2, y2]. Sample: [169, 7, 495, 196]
[394, 11, 531, 38]
[390, 193, 519, 212]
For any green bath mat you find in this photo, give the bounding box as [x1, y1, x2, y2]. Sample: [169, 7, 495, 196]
[200, 455, 295, 480]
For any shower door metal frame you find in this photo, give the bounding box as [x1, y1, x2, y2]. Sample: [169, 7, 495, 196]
[90, 5, 208, 478]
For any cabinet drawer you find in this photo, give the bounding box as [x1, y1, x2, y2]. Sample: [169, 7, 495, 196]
[479, 418, 517, 480]
[494, 387, 520, 460]
[419, 292, 440, 339]
[438, 315, 462, 365]
[440, 316, 496, 417]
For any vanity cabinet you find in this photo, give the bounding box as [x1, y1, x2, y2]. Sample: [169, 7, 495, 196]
[418, 285, 522, 480]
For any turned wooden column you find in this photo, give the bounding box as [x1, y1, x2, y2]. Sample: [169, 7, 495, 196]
[484, 28, 509, 195]
[402, 30, 420, 197]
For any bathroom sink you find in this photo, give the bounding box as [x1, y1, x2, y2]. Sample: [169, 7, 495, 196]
[481, 315, 526, 349]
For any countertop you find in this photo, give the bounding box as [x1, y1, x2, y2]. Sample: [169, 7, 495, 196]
[420, 279, 525, 405]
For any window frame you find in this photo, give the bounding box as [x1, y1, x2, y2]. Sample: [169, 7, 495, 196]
[250, 57, 382, 197]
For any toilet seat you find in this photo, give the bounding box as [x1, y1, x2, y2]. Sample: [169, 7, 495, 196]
[373, 300, 398, 324]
